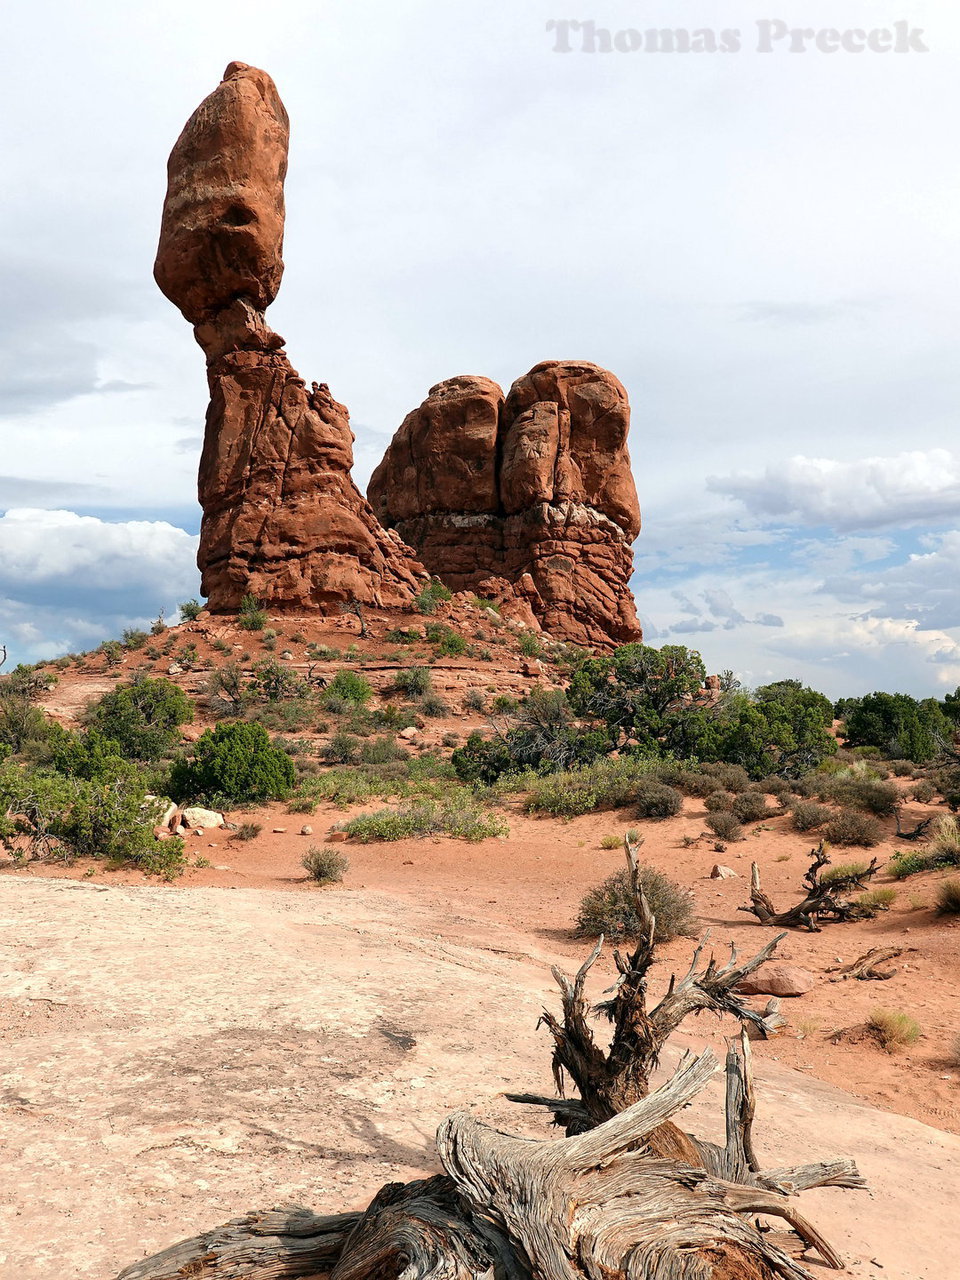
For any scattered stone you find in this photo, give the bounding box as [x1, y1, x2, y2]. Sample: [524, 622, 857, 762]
[737, 965, 816, 998]
[272, 828, 287, 834]
[710, 865, 738, 880]
[327, 831, 349, 843]
[400, 726, 419, 741]
[167, 663, 184, 676]
[300, 825, 313, 836]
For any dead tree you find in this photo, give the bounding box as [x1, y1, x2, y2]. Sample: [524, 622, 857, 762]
[113, 839, 866, 1280]
[340, 599, 368, 638]
[0, 644, 6, 672]
[739, 845, 881, 931]
[893, 810, 933, 841]
[826, 946, 915, 982]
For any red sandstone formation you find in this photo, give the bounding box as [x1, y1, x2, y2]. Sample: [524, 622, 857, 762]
[368, 362, 642, 648]
[155, 62, 424, 612]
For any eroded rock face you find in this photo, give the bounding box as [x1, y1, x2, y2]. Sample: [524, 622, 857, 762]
[155, 63, 423, 612]
[368, 362, 642, 647]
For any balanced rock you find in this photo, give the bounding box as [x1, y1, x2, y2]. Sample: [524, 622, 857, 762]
[368, 362, 642, 648]
[155, 63, 425, 613]
[736, 964, 816, 998]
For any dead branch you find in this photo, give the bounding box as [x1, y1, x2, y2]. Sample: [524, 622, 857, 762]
[739, 845, 881, 930]
[893, 810, 933, 841]
[0, 644, 6, 672]
[826, 946, 915, 982]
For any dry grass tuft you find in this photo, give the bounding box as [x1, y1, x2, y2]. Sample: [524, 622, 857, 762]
[867, 1007, 921, 1052]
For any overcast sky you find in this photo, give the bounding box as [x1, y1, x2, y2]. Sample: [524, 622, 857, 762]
[2, 0, 958, 697]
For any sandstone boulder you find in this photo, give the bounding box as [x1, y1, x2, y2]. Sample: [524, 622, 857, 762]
[736, 965, 816, 998]
[155, 64, 425, 614]
[369, 361, 642, 648]
[181, 806, 226, 831]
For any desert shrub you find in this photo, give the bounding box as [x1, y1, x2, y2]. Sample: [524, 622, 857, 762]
[824, 809, 883, 847]
[248, 658, 304, 703]
[122, 628, 148, 650]
[524, 755, 662, 818]
[791, 800, 831, 832]
[414, 580, 452, 615]
[600, 834, 622, 849]
[492, 694, 519, 715]
[867, 1007, 921, 1052]
[385, 628, 421, 645]
[464, 689, 485, 713]
[911, 779, 936, 803]
[0, 690, 60, 758]
[822, 860, 871, 883]
[518, 632, 544, 658]
[451, 733, 515, 786]
[420, 692, 450, 718]
[86, 676, 193, 761]
[322, 670, 372, 708]
[425, 624, 467, 657]
[699, 762, 751, 793]
[340, 794, 508, 843]
[929, 814, 960, 862]
[887, 759, 916, 778]
[856, 886, 897, 914]
[575, 865, 697, 943]
[830, 776, 900, 818]
[705, 790, 734, 812]
[233, 821, 262, 841]
[249, 697, 317, 733]
[171, 721, 295, 805]
[360, 736, 408, 765]
[756, 774, 794, 797]
[731, 791, 769, 823]
[392, 667, 433, 697]
[705, 812, 744, 842]
[634, 781, 683, 820]
[150, 612, 167, 636]
[653, 764, 715, 799]
[302, 845, 349, 884]
[321, 731, 361, 764]
[237, 593, 268, 631]
[178, 599, 203, 621]
[889, 849, 933, 879]
[936, 879, 960, 915]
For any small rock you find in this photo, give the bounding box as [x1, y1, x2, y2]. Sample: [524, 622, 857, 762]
[327, 831, 349, 843]
[193, 828, 205, 837]
[710, 864, 738, 880]
[167, 663, 184, 675]
[214, 865, 231, 871]
[399, 726, 419, 741]
[272, 828, 287, 834]
[300, 825, 313, 836]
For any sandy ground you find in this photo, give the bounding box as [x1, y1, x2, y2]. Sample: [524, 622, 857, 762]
[1, 875, 958, 1280]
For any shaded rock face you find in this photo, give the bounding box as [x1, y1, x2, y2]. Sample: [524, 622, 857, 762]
[368, 362, 642, 648]
[155, 63, 424, 612]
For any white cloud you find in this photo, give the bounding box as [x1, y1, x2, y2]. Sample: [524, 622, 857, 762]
[0, 510, 199, 664]
[710, 449, 960, 531]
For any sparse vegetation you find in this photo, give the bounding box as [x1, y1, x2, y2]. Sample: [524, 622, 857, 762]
[413, 579, 452, 615]
[705, 811, 744, 842]
[233, 821, 262, 841]
[731, 791, 769, 823]
[867, 1007, 921, 1052]
[301, 845, 349, 884]
[575, 865, 697, 943]
[634, 781, 683, 820]
[178, 599, 203, 621]
[936, 878, 960, 915]
[392, 667, 433, 697]
[792, 800, 832, 832]
[855, 886, 897, 914]
[338, 795, 508, 843]
[321, 669, 372, 709]
[824, 809, 883, 847]
[238, 593, 268, 631]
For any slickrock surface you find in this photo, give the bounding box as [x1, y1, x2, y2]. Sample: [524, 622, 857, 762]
[369, 361, 642, 648]
[155, 63, 424, 613]
[1, 877, 956, 1280]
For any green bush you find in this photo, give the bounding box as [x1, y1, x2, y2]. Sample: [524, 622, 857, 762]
[238, 593, 268, 631]
[936, 879, 960, 914]
[178, 599, 203, 621]
[464, 689, 485, 713]
[575, 865, 697, 942]
[122, 628, 148, 650]
[700, 762, 751, 793]
[705, 811, 744, 842]
[426, 624, 467, 657]
[451, 733, 515, 786]
[392, 667, 433, 697]
[705, 789, 734, 813]
[518, 632, 544, 658]
[340, 795, 508, 843]
[322, 669, 373, 708]
[792, 800, 832, 832]
[171, 722, 295, 805]
[824, 809, 883, 847]
[86, 676, 193, 761]
[385, 628, 421, 645]
[911, 779, 936, 803]
[414, 580, 452, 615]
[321, 731, 361, 764]
[359, 736, 408, 765]
[889, 849, 934, 879]
[731, 791, 770, 823]
[635, 781, 683, 820]
[302, 846, 349, 884]
[524, 756, 663, 818]
[420, 692, 450, 718]
[857, 886, 897, 914]
[824, 775, 900, 818]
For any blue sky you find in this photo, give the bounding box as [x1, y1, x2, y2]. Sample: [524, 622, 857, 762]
[1, 0, 958, 699]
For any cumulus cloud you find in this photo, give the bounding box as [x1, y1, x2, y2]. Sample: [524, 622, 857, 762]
[666, 586, 783, 636]
[0, 509, 199, 663]
[825, 529, 960, 631]
[710, 449, 960, 531]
